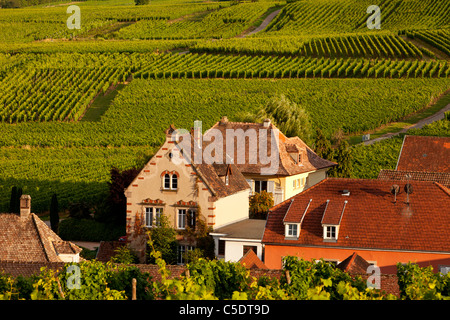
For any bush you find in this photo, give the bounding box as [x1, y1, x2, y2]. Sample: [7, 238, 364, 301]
[59, 218, 125, 241]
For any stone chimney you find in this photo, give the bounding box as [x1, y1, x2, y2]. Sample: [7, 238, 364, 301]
[263, 118, 271, 127]
[20, 194, 31, 219]
[220, 116, 228, 125]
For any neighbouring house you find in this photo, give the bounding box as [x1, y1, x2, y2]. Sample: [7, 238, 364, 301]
[395, 135, 450, 173]
[378, 135, 450, 186]
[204, 117, 337, 205]
[124, 125, 250, 263]
[0, 195, 82, 263]
[210, 218, 266, 263]
[262, 178, 450, 274]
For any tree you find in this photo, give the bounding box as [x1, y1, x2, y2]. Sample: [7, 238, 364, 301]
[101, 167, 140, 226]
[49, 194, 59, 233]
[249, 190, 274, 219]
[334, 140, 352, 178]
[134, 0, 149, 5]
[260, 95, 315, 146]
[146, 215, 178, 264]
[8, 186, 17, 214]
[314, 128, 334, 160]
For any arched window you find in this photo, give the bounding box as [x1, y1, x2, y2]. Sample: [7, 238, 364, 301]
[172, 174, 178, 190]
[164, 173, 171, 189]
[162, 171, 179, 190]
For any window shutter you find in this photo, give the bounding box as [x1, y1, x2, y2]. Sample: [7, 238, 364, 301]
[267, 181, 275, 194]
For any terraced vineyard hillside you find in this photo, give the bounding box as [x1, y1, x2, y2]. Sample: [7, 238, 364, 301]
[0, 0, 448, 212]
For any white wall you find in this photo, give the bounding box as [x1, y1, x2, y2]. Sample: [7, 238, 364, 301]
[224, 239, 263, 262]
[213, 189, 249, 229]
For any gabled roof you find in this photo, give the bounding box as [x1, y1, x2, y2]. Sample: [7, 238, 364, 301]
[239, 249, 268, 270]
[0, 213, 82, 262]
[263, 178, 450, 253]
[396, 135, 450, 173]
[336, 252, 371, 274]
[204, 118, 336, 176]
[126, 125, 250, 201]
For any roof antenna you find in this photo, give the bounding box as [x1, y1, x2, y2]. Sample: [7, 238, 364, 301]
[390, 184, 400, 203]
[404, 174, 413, 204]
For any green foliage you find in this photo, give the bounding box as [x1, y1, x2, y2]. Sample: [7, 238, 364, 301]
[59, 217, 125, 241]
[31, 261, 127, 300]
[397, 262, 450, 300]
[351, 135, 404, 179]
[134, 0, 150, 5]
[147, 215, 178, 264]
[328, 140, 352, 178]
[110, 245, 140, 264]
[49, 193, 59, 234]
[186, 258, 250, 299]
[249, 190, 274, 219]
[107, 265, 154, 300]
[259, 94, 314, 145]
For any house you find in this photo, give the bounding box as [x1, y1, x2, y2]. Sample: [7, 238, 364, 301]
[204, 117, 337, 205]
[262, 178, 450, 274]
[0, 195, 82, 263]
[395, 135, 450, 173]
[210, 218, 266, 263]
[124, 125, 250, 263]
[378, 135, 450, 186]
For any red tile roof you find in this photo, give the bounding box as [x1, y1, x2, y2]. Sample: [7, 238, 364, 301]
[378, 169, 450, 187]
[396, 135, 450, 173]
[263, 178, 450, 253]
[336, 252, 371, 274]
[239, 249, 268, 269]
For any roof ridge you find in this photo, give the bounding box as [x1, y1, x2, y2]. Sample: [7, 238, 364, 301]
[434, 182, 450, 196]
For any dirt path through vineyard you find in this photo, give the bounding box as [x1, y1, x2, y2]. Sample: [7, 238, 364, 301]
[363, 101, 450, 145]
[240, 8, 281, 38]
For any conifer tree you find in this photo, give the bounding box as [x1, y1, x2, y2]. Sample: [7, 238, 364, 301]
[50, 193, 59, 233]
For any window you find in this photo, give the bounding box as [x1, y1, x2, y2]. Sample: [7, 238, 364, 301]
[177, 245, 194, 265]
[254, 180, 268, 193]
[172, 174, 178, 189]
[243, 245, 257, 256]
[164, 174, 171, 189]
[218, 240, 225, 256]
[178, 209, 187, 229]
[145, 207, 163, 227]
[287, 224, 298, 237]
[187, 208, 196, 229]
[325, 226, 337, 240]
[162, 172, 178, 190]
[145, 207, 153, 227]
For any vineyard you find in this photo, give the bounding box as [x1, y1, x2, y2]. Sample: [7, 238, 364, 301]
[0, 0, 449, 212]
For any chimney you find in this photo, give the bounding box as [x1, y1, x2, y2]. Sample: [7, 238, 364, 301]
[263, 118, 271, 127]
[220, 116, 228, 125]
[20, 194, 31, 219]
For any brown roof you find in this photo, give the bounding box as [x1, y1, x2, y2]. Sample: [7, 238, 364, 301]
[204, 118, 336, 176]
[0, 213, 81, 262]
[396, 135, 450, 173]
[175, 126, 250, 200]
[239, 249, 268, 270]
[378, 169, 450, 187]
[263, 178, 450, 253]
[96, 241, 126, 262]
[336, 252, 371, 274]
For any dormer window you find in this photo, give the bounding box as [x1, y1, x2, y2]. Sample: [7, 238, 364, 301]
[285, 223, 300, 240]
[324, 225, 337, 240]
